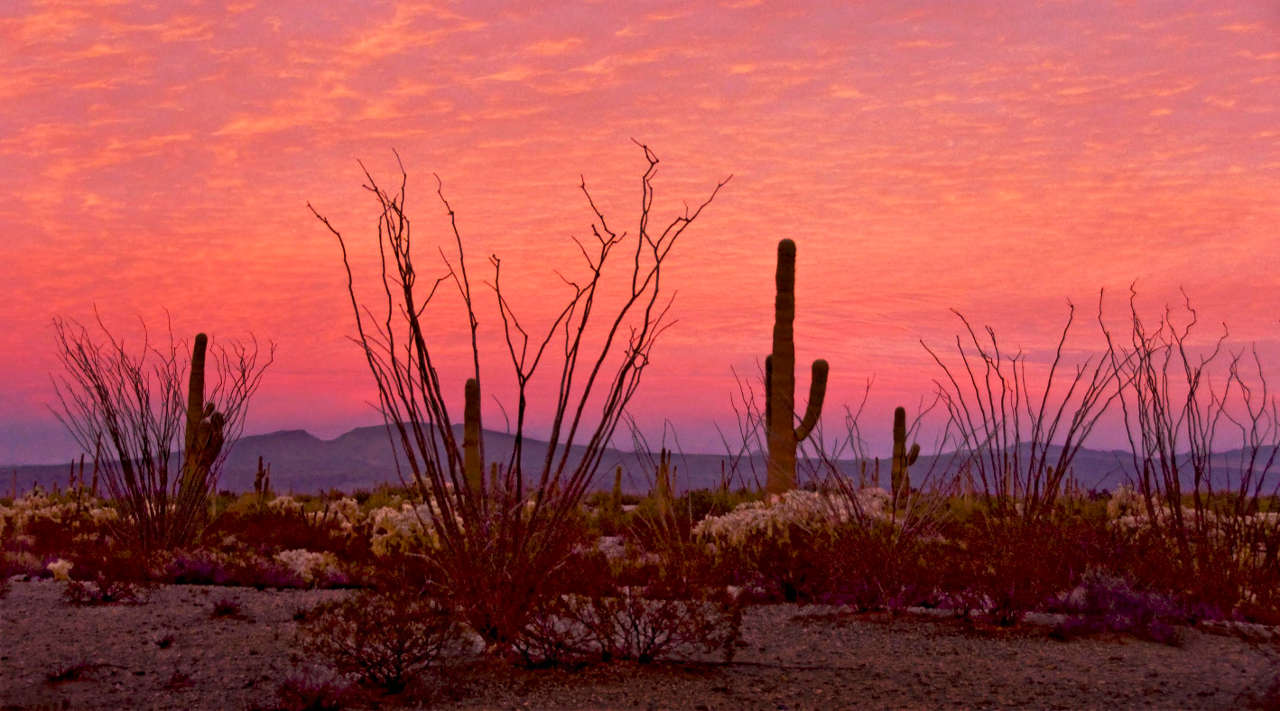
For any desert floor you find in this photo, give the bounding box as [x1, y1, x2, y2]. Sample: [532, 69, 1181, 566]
[2, 578, 1278, 710]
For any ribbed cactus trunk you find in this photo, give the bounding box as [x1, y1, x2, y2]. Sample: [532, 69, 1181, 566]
[179, 333, 224, 548]
[184, 333, 208, 460]
[890, 406, 920, 508]
[182, 335, 225, 487]
[463, 378, 484, 496]
[766, 239, 829, 495]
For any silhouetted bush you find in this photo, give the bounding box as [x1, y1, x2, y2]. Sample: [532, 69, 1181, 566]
[298, 590, 468, 693]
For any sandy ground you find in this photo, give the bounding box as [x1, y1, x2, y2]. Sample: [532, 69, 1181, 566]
[2, 578, 1278, 710]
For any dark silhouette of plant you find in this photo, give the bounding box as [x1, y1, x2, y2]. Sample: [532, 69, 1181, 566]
[45, 659, 101, 685]
[513, 542, 743, 666]
[210, 596, 244, 618]
[50, 313, 273, 553]
[1100, 286, 1280, 615]
[923, 298, 1125, 522]
[298, 590, 467, 693]
[765, 239, 828, 494]
[308, 143, 727, 655]
[263, 671, 357, 711]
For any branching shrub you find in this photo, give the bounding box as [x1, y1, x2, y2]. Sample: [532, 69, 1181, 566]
[61, 536, 151, 605]
[937, 512, 1106, 625]
[513, 544, 743, 667]
[298, 590, 468, 693]
[50, 315, 272, 554]
[309, 145, 727, 657]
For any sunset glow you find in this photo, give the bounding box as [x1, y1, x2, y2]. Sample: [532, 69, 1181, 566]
[3, 1, 1278, 464]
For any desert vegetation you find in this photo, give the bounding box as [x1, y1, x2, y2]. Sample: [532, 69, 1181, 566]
[4, 147, 1278, 708]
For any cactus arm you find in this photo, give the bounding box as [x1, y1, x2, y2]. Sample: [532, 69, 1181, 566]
[907, 443, 920, 466]
[793, 359, 828, 442]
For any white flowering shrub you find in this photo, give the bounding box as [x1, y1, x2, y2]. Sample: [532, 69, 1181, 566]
[688, 488, 895, 602]
[0, 488, 119, 570]
[266, 495, 304, 516]
[368, 502, 447, 557]
[1107, 484, 1142, 520]
[692, 488, 891, 546]
[274, 548, 341, 585]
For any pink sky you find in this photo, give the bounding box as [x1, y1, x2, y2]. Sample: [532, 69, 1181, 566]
[2, 1, 1278, 464]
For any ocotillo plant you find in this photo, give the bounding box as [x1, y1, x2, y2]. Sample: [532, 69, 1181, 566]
[890, 406, 920, 509]
[765, 239, 829, 495]
[463, 378, 484, 496]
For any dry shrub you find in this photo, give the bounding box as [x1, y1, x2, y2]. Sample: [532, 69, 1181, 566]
[937, 511, 1107, 625]
[262, 670, 357, 711]
[1111, 521, 1278, 624]
[821, 519, 946, 612]
[204, 508, 369, 562]
[309, 145, 727, 660]
[298, 590, 469, 693]
[513, 543, 743, 667]
[61, 535, 152, 605]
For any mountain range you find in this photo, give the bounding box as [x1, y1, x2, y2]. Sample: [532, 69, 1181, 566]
[4, 424, 1275, 498]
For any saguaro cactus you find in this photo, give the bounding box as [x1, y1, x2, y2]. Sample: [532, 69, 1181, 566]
[766, 239, 829, 495]
[611, 464, 624, 516]
[890, 406, 920, 507]
[183, 333, 225, 492]
[655, 448, 674, 519]
[463, 378, 484, 495]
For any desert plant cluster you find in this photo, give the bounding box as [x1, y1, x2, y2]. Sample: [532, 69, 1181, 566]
[6, 146, 1279, 707]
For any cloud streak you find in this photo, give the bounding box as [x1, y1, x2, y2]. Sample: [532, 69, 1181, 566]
[1, 0, 1277, 461]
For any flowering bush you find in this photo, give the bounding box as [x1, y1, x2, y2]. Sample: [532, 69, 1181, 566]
[1106, 484, 1142, 520]
[693, 488, 890, 546]
[1, 488, 117, 555]
[692, 488, 894, 602]
[274, 549, 342, 586]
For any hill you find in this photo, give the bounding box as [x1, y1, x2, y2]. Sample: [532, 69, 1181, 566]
[4, 425, 1274, 497]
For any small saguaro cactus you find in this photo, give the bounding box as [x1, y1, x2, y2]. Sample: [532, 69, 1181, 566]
[655, 448, 675, 519]
[183, 333, 225, 493]
[890, 406, 920, 508]
[765, 239, 829, 495]
[611, 464, 624, 515]
[253, 455, 271, 508]
[462, 378, 484, 496]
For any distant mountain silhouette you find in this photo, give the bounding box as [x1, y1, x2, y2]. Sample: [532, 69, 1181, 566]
[4, 424, 1275, 497]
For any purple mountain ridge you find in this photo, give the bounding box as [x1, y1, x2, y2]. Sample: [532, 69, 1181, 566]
[3, 424, 1274, 498]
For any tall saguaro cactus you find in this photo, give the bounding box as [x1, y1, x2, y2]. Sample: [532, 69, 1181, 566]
[183, 333, 225, 495]
[766, 239, 829, 495]
[891, 406, 920, 508]
[463, 378, 484, 495]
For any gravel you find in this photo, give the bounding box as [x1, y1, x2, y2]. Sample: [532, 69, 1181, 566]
[2, 578, 1277, 710]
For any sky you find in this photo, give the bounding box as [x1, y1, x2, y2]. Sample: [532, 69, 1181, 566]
[2, 0, 1278, 465]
